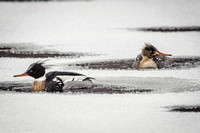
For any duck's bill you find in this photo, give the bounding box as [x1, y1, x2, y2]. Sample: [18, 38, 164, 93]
[13, 73, 29, 77]
[156, 52, 172, 56]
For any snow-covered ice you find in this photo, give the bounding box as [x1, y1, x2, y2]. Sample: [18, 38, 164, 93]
[0, 92, 200, 133]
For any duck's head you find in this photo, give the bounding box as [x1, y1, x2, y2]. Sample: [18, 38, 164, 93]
[142, 43, 172, 59]
[13, 61, 45, 79]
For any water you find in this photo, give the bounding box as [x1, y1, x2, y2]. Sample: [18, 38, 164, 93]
[0, 0, 200, 133]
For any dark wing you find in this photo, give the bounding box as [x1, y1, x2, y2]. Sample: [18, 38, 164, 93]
[45, 71, 85, 81]
[45, 71, 85, 92]
[45, 77, 64, 92]
[132, 54, 142, 69]
[55, 71, 85, 76]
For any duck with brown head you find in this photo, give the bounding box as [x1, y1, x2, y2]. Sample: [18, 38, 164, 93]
[14, 61, 94, 92]
[133, 43, 172, 69]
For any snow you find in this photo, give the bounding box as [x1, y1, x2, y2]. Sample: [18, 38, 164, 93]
[0, 0, 200, 58]
[0, 92, 200, 133]
[0, 0, 200, 133]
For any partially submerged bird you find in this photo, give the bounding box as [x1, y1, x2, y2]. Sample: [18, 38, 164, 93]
[133, 43, 172, 69]
[13, 61, 94, 92]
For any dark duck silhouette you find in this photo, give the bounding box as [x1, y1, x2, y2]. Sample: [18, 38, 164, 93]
[133, 43, 172, 69]
[13, 61, 94, 92]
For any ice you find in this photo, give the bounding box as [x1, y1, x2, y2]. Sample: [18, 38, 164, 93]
[0, 92, 200, 133]
[0, 0, 200, 58]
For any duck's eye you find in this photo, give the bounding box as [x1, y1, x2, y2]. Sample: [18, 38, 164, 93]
[30, 70, 33, 73]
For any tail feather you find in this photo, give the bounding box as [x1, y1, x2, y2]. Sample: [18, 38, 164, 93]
[83, 77, 95, 81]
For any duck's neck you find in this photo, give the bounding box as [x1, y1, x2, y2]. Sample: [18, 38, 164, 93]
[31, 76, 46, 92]
[139, 55, 157, 68]
[35, 76, 46, 81]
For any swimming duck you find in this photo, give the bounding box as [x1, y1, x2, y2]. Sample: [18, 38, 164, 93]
[133, 43, 172, 69]
[13, 61, 94, 92]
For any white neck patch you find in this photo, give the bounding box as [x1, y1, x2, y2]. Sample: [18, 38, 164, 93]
[35, 76, 46, 81]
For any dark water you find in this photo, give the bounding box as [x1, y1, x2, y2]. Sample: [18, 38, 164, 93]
[166, 106, 200, 112]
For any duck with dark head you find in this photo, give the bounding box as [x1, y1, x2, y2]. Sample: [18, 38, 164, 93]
[133, 43, 172, 69]
[13, 61, 94, 92]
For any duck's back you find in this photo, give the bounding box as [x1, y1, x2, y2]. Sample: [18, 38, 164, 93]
[45, 71, 87, 92]
[153, 56, 171, 69]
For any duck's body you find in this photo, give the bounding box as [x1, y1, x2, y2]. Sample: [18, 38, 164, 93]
[44, 71, 94, 92]
[14, 61, 94, 92]
[134, 53, 172, 69]
[133, 43, 172, 69]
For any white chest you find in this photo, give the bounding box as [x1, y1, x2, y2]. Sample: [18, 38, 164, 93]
[139, 57, 157, 68]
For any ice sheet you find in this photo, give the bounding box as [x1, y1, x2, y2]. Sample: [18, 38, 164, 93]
[0, 92, 200, 133]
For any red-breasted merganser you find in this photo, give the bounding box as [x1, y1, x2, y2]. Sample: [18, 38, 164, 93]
[133, 43, 172, 69]
[13, 61, 94, 92]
